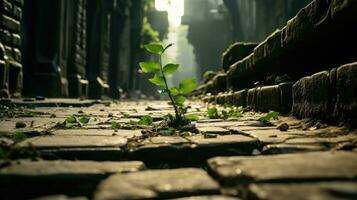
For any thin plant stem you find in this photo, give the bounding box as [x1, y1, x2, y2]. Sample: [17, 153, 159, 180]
[159, 54, 180, 119]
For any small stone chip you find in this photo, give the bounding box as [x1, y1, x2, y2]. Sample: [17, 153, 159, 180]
[277, 122, 289, 131]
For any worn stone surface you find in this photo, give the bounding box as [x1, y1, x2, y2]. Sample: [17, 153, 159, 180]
[208, 151, 357, 185]
[222, 42, 257, 72]
[292, 70, 333, 119]
[248, 182, 357, 200]
[174, 196, 239, 200]
[335, 62, 357, 121]
[0, 160, 145, 199]
[93, 168, 220, 200]
[18, 135, 127, 149]
[129, 134, 259, 166]
[232, 89, 247, 107]
[256, 85, 281, 112]
[53, 129, 142, 138]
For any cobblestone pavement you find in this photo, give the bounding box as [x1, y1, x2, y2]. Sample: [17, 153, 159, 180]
[1, 99, 357, 200]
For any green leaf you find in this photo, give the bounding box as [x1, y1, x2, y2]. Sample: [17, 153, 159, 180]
[207, 107, 219, 119]
[138, 115, 153, 126]
[258, 111, 279, 123]
[144, 43, 164, 54]
[163, 63, 179, 75]
[65, 116, 77, 123]
[185, 113, 199, 121]
[12, 132, 28, 142]
[139, 61, 160, 73]
[149, 75, 165, 86]
[175, 95, 186, 106]
[79, 116, 90, 124]
[169, 87, 180, 96]
[111, 121, 121, 129]
[179, 78, 196, 94]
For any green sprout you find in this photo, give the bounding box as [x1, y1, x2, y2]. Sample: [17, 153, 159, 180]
[139, 43, 196, 127]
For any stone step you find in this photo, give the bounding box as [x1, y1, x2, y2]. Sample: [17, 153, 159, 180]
[293, 61, 357, 122]
[222, 42, 258, 72]
[93, 168, 220, 200]
[0, 160, 145, 199]
[226, 0, 357, 91]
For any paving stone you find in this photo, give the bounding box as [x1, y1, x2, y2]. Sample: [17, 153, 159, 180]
[261, 143, 327, 154]
[174, 195, 239, 200]
[0, 160, 145, 199]
[239, 129, 304, 144]
[196, 121, 256, 128]
[18, 135, 127, 149]
[0, 117, 65, 133]
[11, 98, 96, 107]
[93, 168, 220, 200]
[53, 129, 142, 138]
[284, 134, 357, 145]
[197, 127, 230, 134]
[208, 151, 357, 185]
[129, 135, 259, 166]
[248, 182, 357, 200]
[31, 195, 88, 200]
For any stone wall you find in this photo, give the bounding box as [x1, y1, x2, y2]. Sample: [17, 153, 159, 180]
[201, 0, 357, 123]
[0, 0, 159, 99]
[0, 0, 23, 98]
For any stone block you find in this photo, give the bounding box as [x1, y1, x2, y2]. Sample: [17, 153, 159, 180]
[232, 89, 247, 107]
[11, 33, 21, 47]
[8, 60, 22, 96]
[4, 45, 12, 57]
[211, 73, 227, 94]
[13, 5, 22, 20]
[94, 168, 220, 200]
[208, 151, 357, 185]
[256, 85, 281, 112]
[227, 54, 256, 91]
[247, 88, 258, 109]
[13, 48, 21, 62]
[334, 62, 357, 120]
[279, 82, 293, 113]
[1, 14, 20, 32]
[221, 42, 257, 72]
[0, 160, 145, 199]
[1, 0, 13, 14]
[0, 29, 12, 44]
[264, 29, 283, 58]
[224, 92, 234, 105]
[292, 70, 333, 119]
[248, 182, 357, 200]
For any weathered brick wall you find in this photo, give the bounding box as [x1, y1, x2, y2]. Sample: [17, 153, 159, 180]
[0, 0, 23, 98]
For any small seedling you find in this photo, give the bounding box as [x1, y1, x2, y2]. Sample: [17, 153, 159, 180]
[139, 43, 197, 127]
[207, 106, 242, 120]
[259, 111, 279, 123]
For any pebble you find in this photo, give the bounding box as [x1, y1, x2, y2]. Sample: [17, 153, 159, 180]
[15, 121, 27, 128]
[277, 122, 289, 131]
